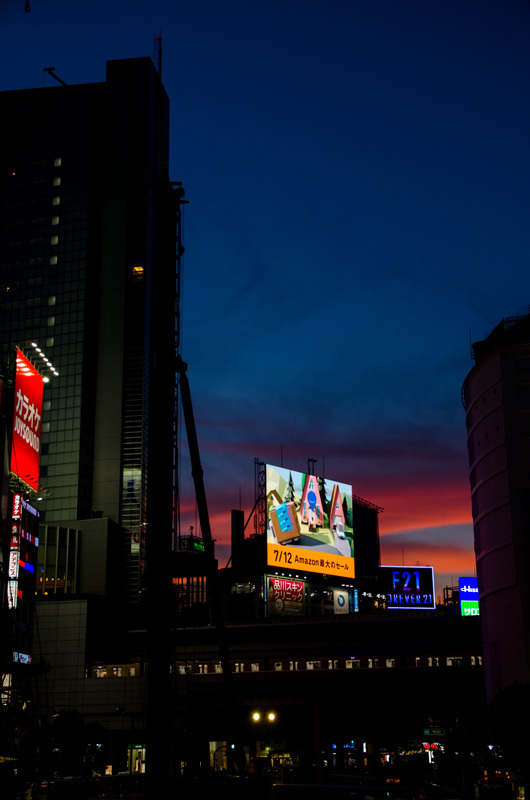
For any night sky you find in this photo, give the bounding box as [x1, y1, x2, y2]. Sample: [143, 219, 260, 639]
[3, 0, 530, 597]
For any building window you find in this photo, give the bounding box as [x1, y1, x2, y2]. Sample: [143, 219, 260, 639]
[53, 177, 61, 186]
[54, 158, 62, 167]
[385, 658, 395, 668]
[50, 235, 58, 245]
[50, 256, 58, 265]
[48, 296, 56, 306]
[52, 197, 60, 206]
[51, 216, 59, 225]
[198, 664, 208, 674]
[234, 662, 244, 673]
[306, 660, 321, 670]
[214, 663, 223, 674]
[289, 661, 299, 671]
[328, 660, 338, 670]
[415, 657, 422, 667]
[251, 662, 260, 672]
[446, 656, 462, 667]
[47, 317, 55, 326]
[274, 662, 282, 671]
[368, 659, 379, 669]
[428, 657, 439, 667]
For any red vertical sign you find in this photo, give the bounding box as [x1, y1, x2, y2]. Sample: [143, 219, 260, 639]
[10, 349, 44, 486]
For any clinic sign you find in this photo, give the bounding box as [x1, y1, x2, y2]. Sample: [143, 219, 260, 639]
[459, 577, 480, 617]
[267, 576, 305, 615]
[10, 349, 44, 486]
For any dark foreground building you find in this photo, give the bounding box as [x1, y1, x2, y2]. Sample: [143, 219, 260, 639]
[462, 307, 530, 703]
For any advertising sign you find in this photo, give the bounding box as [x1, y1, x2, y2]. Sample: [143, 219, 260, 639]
[333, 588, 350, 614]
[266, 464, 354, 579]
[267, 576, 305, 615]
[459, 577, 480, 617]
[8, 493, 39, 611]
[378, 565, 436, 610]
[10, 349, 44, 486]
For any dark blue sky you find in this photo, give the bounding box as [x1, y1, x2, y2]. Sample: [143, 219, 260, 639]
[3, 0, 530, 594]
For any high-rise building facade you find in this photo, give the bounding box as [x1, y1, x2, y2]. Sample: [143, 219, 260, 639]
[462, 307, 530, 702]
[0, 58, 180, 604]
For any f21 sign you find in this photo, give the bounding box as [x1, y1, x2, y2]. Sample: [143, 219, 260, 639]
[378, 566, 436, 610]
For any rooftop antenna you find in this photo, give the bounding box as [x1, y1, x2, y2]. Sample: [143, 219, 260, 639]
[43, 67, 68, 87]
[153, 32, 162, 78]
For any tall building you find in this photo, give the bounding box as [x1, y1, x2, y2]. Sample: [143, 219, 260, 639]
[0, 58, 182, 606]
[462, 307, 530, 702]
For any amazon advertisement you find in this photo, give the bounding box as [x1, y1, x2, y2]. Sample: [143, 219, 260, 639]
[266, 464, 354, 579]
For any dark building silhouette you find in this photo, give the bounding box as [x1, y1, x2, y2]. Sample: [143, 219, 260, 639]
[0, 57, 181, 606]
[463, 306, 530, 702]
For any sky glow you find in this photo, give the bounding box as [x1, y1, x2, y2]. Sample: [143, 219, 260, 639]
[2, 0, 529, 597]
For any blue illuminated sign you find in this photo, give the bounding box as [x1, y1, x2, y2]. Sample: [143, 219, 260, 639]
[458, 576, 479, 617]
[378, 565, 436, 610]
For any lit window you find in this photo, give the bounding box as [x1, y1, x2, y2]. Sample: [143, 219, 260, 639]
[385, 658, 395, 668]
[251, 662, 259, 672]
[48, 296, 56, 306]
[47, 317, 55, 327]
[50, 236, 58, 245]
[52, 197, 60, 206]
[54, 158, 62, 167]
[50, 256, 58, 265]
[274, 662, 282, 671]
[214, 663, 223, 674]
[53, 177, 61, 186]
[51, 216, 59, 225]
[132, 265, 144, 279]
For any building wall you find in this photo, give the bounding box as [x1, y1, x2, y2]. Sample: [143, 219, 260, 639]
[463, 314, 530, 701]
[0, 58, 174, 605]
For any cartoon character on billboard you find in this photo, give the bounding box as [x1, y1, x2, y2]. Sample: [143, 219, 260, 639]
[300, 474, 323, 532]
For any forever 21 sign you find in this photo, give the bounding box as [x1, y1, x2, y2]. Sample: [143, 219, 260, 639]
[377, 565, 436, 610]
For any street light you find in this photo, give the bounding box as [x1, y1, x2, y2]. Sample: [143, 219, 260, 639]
[251, 710, 277, 763]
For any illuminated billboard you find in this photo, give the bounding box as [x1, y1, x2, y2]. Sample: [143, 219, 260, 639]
[266, 576, 305, 615]
[459, 577, 480, 617]
[378, 565, 436, 610]
[266, 464, 354, 579]
[10, 349, 44, 487]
